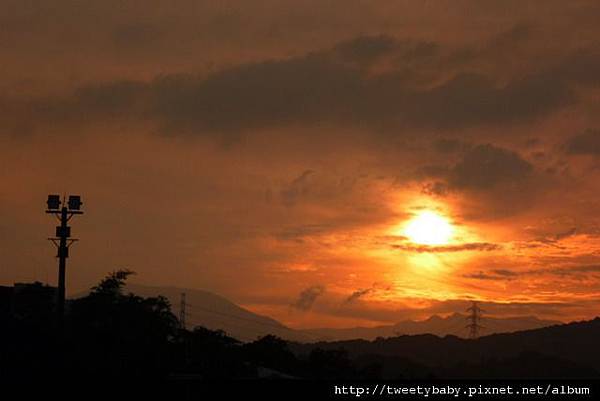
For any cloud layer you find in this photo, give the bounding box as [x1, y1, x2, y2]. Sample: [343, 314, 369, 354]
[2, 0, 600, 328]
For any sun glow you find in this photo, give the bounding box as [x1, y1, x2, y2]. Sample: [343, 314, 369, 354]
[404, 211, 454, 245]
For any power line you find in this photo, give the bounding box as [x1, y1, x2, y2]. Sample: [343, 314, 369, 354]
[185, 310, 283, 342]
[185, 312, 266, 343]
[445, 316, 473, 335]
[186, 303, 291, 331]
[184, 303, 318, 341]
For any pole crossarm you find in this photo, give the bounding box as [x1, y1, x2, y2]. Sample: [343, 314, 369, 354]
[47, 238, 79, 248]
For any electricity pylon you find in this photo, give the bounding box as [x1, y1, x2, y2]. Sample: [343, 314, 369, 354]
[466, 301, 484, 339]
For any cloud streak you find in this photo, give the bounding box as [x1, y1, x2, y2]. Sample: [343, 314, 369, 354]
[463, 265, 600, 281]
[292, 285, 326, 311]
[392, 242, 501, 253]
[344, 288, 374, 305]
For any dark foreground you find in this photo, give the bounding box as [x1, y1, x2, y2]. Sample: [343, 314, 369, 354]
[2, 271, 599, 399]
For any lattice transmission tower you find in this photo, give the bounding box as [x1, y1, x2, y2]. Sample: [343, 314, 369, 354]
[465, 301, 484, 339]
[179, 292, 187, 330]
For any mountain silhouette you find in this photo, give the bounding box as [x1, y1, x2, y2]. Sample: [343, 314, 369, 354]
[302, 312, 560, 340]
[7, 274, 600, 381]
[122, 284, 314, 342]
[102, 284, 561, 342]
[291, 318, 600, 378]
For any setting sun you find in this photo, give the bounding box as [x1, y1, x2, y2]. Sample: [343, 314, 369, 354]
[404, 211, 454, 245]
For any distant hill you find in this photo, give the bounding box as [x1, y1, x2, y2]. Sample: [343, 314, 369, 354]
[302, 313, 561, 341]
[87, 284, 561, 343]
[122, 284, 314, 342]
[64, 283, 600, 379]
[291, 318, 600, 379]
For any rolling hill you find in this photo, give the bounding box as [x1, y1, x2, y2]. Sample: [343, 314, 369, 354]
[302, 312, 560, 341]
[115, 284, 561, 343]
[123, 284, 313, 342]
[290, 318, 600, 379]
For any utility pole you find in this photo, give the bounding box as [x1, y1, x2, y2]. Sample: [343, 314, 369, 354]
[46, 194, 83, 331]
[179, 292, 192, 367]
[179, 292, 187, 330]
[465, 301, 484, 339]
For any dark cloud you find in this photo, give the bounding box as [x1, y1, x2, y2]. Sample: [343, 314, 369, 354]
[332, 35, 440, 71]
[539, 227, 578, 244]
[492, 269, 520, 277]
[392, 242, 500, 253]
[3, 36, 598, 138]
[450, 144, 533, 190]
[402, 71, 570, 129]
[487, 22, 533, 49]
[378, 234, 503, 254]
[344, 288, 374, 304]
[565, 129, 600, 155]
[274, 224, 333, 242]
[463, 268, 519, 281]
[292, 285, 325, 311]
[280, 170, 315, 207]
[540, 264, 600, 277]
[112, 23, 163, 50]
[421, 181, 449, 197]
[554, 50, 600, 87]
[416, 165, 450, 179]
[463, 264, 600, 281]
[433, 138, 472, 154]
[463, 271, 505, 280]
[332, 34, 399, 65]
[415, 141, 555, 219]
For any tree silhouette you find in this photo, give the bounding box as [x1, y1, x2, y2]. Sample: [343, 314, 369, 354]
[67, 269, 178, 376]
[243, 335, 300, 376]
[89, 269, 135, 295]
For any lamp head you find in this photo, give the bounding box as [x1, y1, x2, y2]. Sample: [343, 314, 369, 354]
[47, 194, 61, 210]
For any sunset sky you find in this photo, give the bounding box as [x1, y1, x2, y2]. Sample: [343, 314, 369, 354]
[2, 1, 600, 328]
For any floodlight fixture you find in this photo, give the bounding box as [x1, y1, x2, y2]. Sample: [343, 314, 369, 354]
[47, 194, 61, 210]
[68, 195, 82, 211]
